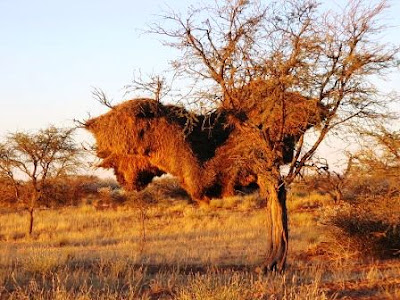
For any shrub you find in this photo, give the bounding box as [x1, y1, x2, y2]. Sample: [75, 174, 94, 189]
[0, 175, 124, 209]
[0, 178, 18, 207]
[329, 193, 400, 259]
[40, 176, 108, 207]
[125, 175, 190, 206]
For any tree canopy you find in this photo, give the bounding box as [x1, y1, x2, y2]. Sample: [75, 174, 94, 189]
[147, 0, 398, 181]
[0, 126, 82, 234]
[87, 0, 399, 272]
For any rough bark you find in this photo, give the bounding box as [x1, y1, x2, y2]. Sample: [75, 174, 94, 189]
[28, 207, 34, 235]
[258, 174, 288, 272]
[332, 189, 343, 204]
[28, 190, 40, 235]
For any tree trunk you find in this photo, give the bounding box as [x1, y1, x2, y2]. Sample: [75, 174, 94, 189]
[259, 174, 288, 272]
[28, 190, 40, 235]
[333, 189, 343, 203]
[28, 207, 34, 235]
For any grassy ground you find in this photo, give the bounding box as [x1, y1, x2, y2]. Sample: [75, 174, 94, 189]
[0, 192, 399, 299]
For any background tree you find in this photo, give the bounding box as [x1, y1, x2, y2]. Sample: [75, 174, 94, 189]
[355, 125, 400, 173]
[301, 155, 354, 203]
[349, 125, 399, 196]
[0, 126, 82, 235]
[328, 125, 400, 257]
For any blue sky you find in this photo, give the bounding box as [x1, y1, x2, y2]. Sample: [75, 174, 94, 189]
[0, 0, 188, 134]
[0, 0, 399, 172]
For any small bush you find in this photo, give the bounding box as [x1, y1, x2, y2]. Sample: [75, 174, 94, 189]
[148, 176, 190, 200]
[329, 195, 400, 259]
[125, 176, 190, 206]
[41, 176, 119, 207]
[344, 175, 398, 202]
[0, 175, 124, 209]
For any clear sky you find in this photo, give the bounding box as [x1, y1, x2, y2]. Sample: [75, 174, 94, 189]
[0, 0, 399, 172]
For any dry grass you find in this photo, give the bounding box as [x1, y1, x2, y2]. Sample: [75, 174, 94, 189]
[85, 99, 211, 202]
[0, 191, 399, 299]
[85, 97, 322, 204]
[327, 196, 400, 260]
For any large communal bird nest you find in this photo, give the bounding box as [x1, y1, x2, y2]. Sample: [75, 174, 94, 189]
[86, 85, 323, 203]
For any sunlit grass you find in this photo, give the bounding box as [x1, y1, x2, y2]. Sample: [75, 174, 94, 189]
[0, 192, 399, 299]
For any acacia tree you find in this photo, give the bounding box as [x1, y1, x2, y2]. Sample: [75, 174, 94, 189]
[0, 126, 82, 235]
[350, 125, 399, 197]
[356, 126, 400, 171]
[143, 0, 398, 271]
[299, 155, 354, 203]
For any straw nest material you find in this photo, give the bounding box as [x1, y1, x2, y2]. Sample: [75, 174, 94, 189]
[86, 87, 322, 202]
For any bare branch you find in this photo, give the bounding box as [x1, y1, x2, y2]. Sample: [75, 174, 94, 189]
[92, 88, 114, 109]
